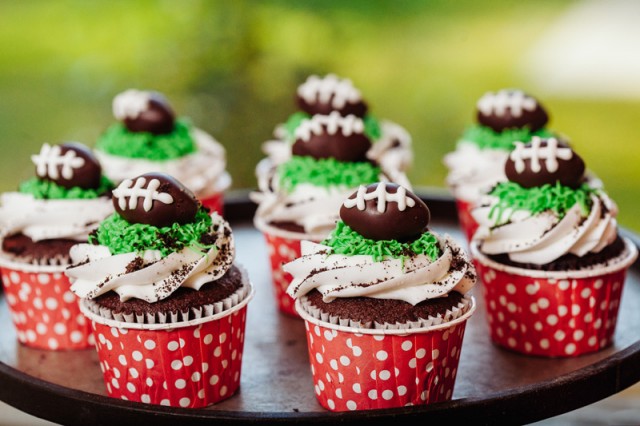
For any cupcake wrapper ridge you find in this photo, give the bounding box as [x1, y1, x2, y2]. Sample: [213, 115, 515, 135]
[83, 283, 250, 326]
[299, 296, 473, 330]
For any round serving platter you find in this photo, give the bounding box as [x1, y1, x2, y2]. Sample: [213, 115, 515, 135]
[0, 191, 638, 425]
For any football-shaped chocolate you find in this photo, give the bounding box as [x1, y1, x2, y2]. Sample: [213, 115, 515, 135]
[505, 137, 585, 188]
[112, 172, 199, 227]
[292, 112, 372, 162]
[340, 182, 430, 242]
[296, 74, 368, 118]
[476, 89, 549, 132]
[32, 142, 102, 190]
[113, 89, 175, 135]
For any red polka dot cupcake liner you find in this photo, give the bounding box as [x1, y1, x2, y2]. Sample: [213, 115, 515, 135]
[262, 232, 305, 317]
[79, 282, 254, 408]
[199, 192, 224, 216]
[254, 219, 325, 317]
[455, 198, 479, 242]
[295, 298, 476, 412]
[472, 238, 638, 357]
[0, 259, 93, 350]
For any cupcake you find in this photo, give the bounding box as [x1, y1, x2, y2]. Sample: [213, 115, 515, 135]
[257, 73, 412, 195]
[284, 182, 476, 411]
[0, 143, 114, 350]
[95, 89, 231, 214]
[471, 137, 638, 357]
[444, 89, 555, 240]
[65, 172, 253, 407]
[252, 110, 412, 316]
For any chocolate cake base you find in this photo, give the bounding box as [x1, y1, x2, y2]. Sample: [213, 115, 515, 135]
[486, 235, 626, 272]
[93, 265, 244, 318]
[2, 233, 78, 264]
[305, 289, 465, 325]
[268, 220, 306, 234]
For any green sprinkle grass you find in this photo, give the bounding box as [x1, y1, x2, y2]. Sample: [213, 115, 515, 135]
[96, 118, 197, 160]
[278, 156, 380, 193]
[460, 124, 555, 151]
[90, 207, 215, 257]
[322, 221, 441, 262]
[488, 181, 596, 225]
[19, 176, 114, 200]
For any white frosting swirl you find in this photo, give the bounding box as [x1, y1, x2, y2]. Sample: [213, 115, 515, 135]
[66, 213, 234, 303]
[0, 192, 113, 242]
[444, 141, 508, 202]
[96, 128, 231, 199]
[285, 235, 475, 305]
[472, 193, 618, 265]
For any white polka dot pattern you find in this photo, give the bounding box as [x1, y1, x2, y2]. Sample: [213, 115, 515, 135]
[302, 319, 470, 411]
[476, 260, 627, 357]
[263, 232, 314, 317]
[91, 305, 248, 408]
[1, 268, 92, 350]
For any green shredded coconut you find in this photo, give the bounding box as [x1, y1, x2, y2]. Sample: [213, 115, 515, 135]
[322, 221, 441, 262]
[89, 207, 214, 257]
[19, 176, 114, 200]
[488, 181, 596, 225]
[283, 112, 381, 141]
[460, 124, 555, 151]
[278, 156, 380, 193]
[96, 118, 197, 160]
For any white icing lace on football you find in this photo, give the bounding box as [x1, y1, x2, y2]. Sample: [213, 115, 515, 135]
[510, 137, 573, 174]
[113, 89, 150, 120]
[343, 183, 415, 213]
[295, 111, 364, 141]
[113, 177, 174, 212]
[297, 74, 362, 109]
[32, 144, 85, 181]
[477, 89, 537, 118]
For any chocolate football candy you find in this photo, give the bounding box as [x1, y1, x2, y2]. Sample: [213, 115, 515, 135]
[113, 89, 175, 135]
[112, 172, 199, 227]
[296, 74, 368, 118]
[292, 112, 372, 162]
[476, 89, 549, 132]
[32, 142, 103, 190]
[505, 137, 585, 188]
[340, 182, 430, 242]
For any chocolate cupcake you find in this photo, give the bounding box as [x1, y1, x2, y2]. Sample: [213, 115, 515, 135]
[443, 89, 556, 240]
[0, 142, 114, 350]
[471, 137, 638, 357]
[252, 110, 412, 316]
[257, 74, 412, 204]
[95, 89, 231, 214]
[65, 172, 253, 407]
[283, 183, 476, 411]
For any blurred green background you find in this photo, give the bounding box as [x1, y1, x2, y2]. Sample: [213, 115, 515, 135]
[1, 0, 639, 230]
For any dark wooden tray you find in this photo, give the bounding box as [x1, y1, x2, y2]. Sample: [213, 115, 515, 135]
[0, 191, 639, 425]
